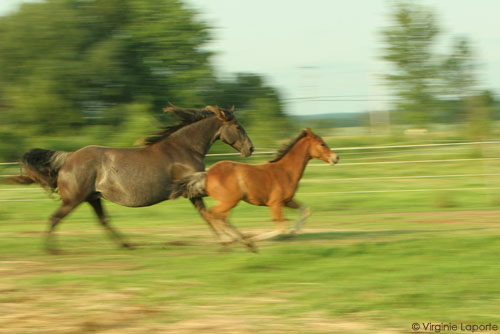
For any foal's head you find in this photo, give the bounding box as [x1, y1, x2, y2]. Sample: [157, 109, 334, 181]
[206, 106, 254, 157]
[304, 128, 339, 165]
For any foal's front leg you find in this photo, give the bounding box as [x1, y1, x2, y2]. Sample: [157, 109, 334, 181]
[250, 202, 287, 241]
[285, 199, 310, 233]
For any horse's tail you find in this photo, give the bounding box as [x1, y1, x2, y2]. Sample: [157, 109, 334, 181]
[7, 148, 71, 191]
[170, 172, 207, 199]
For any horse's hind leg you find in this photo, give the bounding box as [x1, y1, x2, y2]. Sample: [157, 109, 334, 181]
[46, 201, 80, 254]
[87, 197, 132, 249]
[285, 199, 310, 233]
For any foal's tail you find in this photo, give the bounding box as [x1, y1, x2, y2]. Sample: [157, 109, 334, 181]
[170, 172, 208, 199]
[7, 148, 71, 191]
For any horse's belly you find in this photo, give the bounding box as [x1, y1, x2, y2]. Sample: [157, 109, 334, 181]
[102, 191, 168, 207]
[96, 176, 170, 207]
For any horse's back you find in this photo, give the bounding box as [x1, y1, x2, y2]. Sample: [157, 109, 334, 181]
[60, 145, 110, 175]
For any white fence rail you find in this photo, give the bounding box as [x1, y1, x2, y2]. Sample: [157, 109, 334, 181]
[1, 141, 499, 202]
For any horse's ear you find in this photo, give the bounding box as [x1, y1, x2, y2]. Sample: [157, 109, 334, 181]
[206, 105, 230, 121]
[163, 102, 176, 113]
[223, 107, 235, 120]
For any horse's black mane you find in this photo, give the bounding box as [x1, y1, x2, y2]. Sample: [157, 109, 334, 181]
[269, 130, 308, 163]
[143, 107, 215, 146]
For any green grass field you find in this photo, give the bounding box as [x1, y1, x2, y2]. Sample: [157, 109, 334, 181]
[1, 138, 500, 333]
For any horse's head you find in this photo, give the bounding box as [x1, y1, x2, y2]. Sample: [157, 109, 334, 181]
[304, 128, 339, 165]
[206, 106, 254, 157]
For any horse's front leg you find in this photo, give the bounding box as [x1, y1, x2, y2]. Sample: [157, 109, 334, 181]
[285, 199, 310, 233]
[45, 201, 80, 254]
[88, 197, 132, 249]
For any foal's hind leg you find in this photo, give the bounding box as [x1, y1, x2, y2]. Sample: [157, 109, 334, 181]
[210, 200, 257, 252]
[46, 201, 80, 254]
[88, 197, 132, 249]
[285, 199, 310, 233]
[190, 198, 228, 243]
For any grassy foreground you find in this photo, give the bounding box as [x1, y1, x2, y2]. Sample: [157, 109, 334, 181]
[1, 140, 500, 333]
[2, 199, 500, 333]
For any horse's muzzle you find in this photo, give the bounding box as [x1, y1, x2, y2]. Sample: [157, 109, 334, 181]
[241, 146, 254, 158]
[239, 144, 254, 158]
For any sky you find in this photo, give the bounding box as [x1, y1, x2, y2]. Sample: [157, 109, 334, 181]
[1, 0, 499, 115]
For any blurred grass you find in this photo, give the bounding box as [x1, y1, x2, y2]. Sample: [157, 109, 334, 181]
[1, 137, 500, 332]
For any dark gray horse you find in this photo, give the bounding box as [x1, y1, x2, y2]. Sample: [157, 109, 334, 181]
[9, 105, 255, 252]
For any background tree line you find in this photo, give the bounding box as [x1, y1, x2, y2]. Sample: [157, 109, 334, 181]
[0, 0, 291, 160]
[0, 0, 498, 161]
[380, 1, 498, 137]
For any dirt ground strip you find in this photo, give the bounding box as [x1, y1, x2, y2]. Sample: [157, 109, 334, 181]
[1, 210, 500, 333]
[0, 284, 394, 334]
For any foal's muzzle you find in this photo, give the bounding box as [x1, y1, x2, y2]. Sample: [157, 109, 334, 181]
[328, 153, 339, 166]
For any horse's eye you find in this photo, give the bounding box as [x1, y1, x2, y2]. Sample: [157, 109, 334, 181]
[321, 143, 326, 147]
[236, 125, 242, 130]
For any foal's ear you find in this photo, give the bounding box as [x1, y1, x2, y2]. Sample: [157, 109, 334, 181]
[304, 128, 314, 137]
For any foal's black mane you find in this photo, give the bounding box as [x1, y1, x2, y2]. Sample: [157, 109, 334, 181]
[144, 106, 216, 146]
[269, 130, 308, 163]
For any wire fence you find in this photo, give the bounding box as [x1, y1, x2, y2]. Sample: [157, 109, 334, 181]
[1, 140, 499, 202]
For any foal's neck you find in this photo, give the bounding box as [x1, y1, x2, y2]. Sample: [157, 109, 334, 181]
[275, 138, 311, 183]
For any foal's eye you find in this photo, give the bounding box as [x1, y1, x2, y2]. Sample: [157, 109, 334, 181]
[321, 143, 326, 147]
[236, 126, 242, 130]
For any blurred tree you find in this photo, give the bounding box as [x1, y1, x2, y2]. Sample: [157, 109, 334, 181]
[466, 91, 495, 140]
[441, 37, 479, 122]
[204, 74, 280, 110]
[381, 1, 441, 127]
[442, 37, 477, 98]
[0, 0, 213, 135]
[202, 73, 293, 148]
[380, 1, 492, 129]
[0, 0, 294, 161]
[244, 97, 291, 150]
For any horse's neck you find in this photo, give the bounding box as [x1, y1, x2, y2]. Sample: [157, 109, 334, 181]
[158, 117, 221, 156]
[275, 139, 311, 184]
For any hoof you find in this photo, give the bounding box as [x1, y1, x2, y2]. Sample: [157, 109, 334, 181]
[121, 242, 135, 250]
[218, 244, 234, 253]
[245, 242, 259, 253]
[46, 248, 63, 255]
[219, 239, 238, 246]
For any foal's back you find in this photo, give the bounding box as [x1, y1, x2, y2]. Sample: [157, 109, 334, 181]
[206, 160, 285, 206]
